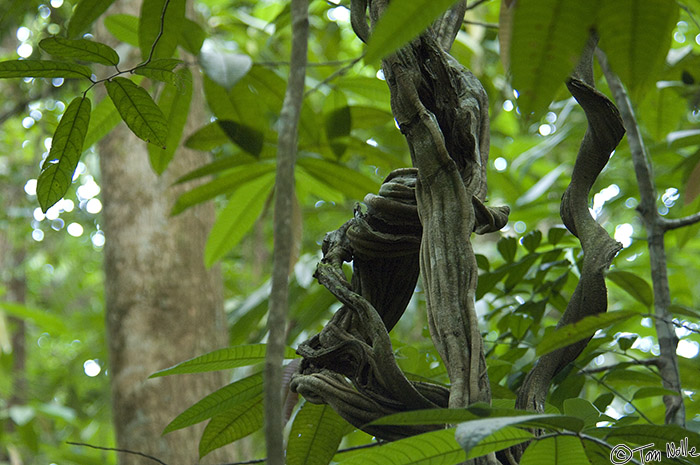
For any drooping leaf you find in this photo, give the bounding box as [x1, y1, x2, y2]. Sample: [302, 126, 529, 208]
[509, 0, 596, 119]
[184, 122, 230, 151]
[606, 270, 653, 307]
[515, 165, 566, 206]
[338, 428, 464, 465]
[0, 60, 92, 79]
[67, 0, 117, 38]
[562, 398, 600, 427]
[604, 424, 700, 450]
[138, 0, 185, 61]
[323, 90, 351, 158]
[363, 0, 460, 64]
[0, 301, 68, 333]
[598, 0, 678, 96]
[497, 236, 517, 263]
[667, 129, 700, 149]
[148, 67, 192, 174]
[200, 41, 253, 90]
[217, 120, 265, 157]
[180, 18, 206, 54]
[37, 96, 91, 212]
[105, 76, 168, 147]
[164, 372, 263, 433]
[535, 310, 637, 357]
[287, 402, 347, 465]
[150, 344, 298, 377]
[204, 172, 276, 266]
[370, 408, 477, 426]
[104, 14, 139, 47]
[39, 37, 120, 66]
[521, 230, 543, 253]
[297, 157, 380, 201]
[133, 58, 185, 88]
[520, 435, 590, 465]
[632, 386, 680, 400]
[199, 396, 264, 458]
[83, 96, 122, 150]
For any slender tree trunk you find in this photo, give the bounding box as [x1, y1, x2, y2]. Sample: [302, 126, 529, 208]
[98, 2, 230, 463]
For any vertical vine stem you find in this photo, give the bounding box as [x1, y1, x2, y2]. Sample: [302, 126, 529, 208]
[264, 1, 308, 464]
[596, 49, 686, 426]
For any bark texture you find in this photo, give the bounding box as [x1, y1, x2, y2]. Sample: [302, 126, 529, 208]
[98, 1, 230, 463]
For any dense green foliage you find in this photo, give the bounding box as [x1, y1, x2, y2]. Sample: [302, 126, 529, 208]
[1, 0, 699, 464]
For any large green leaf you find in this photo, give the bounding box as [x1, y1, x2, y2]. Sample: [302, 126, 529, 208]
[184, 122, 229, 151]
[607, 270, 653, 307]
[217, 120, 265, 157]
[83, 96, 122, 150]
[164, 372, 263, 433]
[37, 96, 91, 212]
[204, 172, 276, 266]
[338, 428, 465, 465]
[520, 435, 590, 465]
[598, 0, 678, 96]
[150, 344, 298, 378]
[39, 37, 120, 66]
[133, 58, 185, 88]
[104, 14, 139, 47]
[535, 310, 637, 357]
[105, 76, 168, 147]
[509, 0, 595, 118]
[67, 0, 117, 38]
[199, 395, 264, 458]
[297, 157, 380, 201]
[0, 301, 68, 333]
[287, 402, 347, 465]
[323, 90, 351, 158]
[0, 60, 92, 79]
[363, 0, 458, 64]
[148, 67, 192, 174]
[180, 18, 206, 54]
[138, 0, 185, 61]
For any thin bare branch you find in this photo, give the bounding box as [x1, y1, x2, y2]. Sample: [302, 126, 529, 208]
[661, 211, 700, 231]
[66, 442, 168, 465]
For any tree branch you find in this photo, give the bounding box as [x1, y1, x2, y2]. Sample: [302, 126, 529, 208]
[660, 211, 700, 231]
[264, 1, 308, 464]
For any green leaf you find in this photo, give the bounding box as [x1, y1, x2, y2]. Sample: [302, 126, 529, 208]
[104, 14, 139, 47]
[67, 0, 117, 38]
[0, 301, 68, 333]
[548, 227, 567, 245]
[363, 0, 458, 64]
[562, 398, 600, 427]
[667, 129, 700, 149]
[184, 122, 229, 151]
[497, 236, 517, 263]
[510, 0, 596, 118]
[324, 90, 351, 158]
[598, 0, 679, 96]
[83, 96, 122, 150]
[37, 96, 91, 212]
[105, 76, 168, 147]
[632, 386, 680, 401]
[0, 60, 92, 79]
[204, 172, 276, 266]
[287, 402, 347, 465]
[370, 408, 477, 426]
[218, 120, 265, 157]
[536, 310, 637, 357]
[171, 162, 276, 215]
[150, 344, 298, 377]
[180, 18, 206, 54]
[520, 435, 590, 465]
[139, 0, 185, 60]
[604, 424, 700, 449]
[521, 230, 542, 253]
[338, 428, 464, 465]
[199, 396, 264, 458]
[297, 157, 380, 201]
[148, 68, 192, 174]
[607, 270, 653, 307]
[133, 58, 185, 88]
[200, 44, 253, 90]
[164, 372, 263, 433]
[39, 37, 119, 66]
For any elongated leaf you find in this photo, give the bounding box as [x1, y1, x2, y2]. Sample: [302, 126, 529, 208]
[324, 90, 351, 158]
[297, 157, 380, 201]
[0, 301, 68, 333]
[171, 162, 276, 216]
[133, 58, 185, 88]
[67, 0, 117, 38]
[138, 0, 185, 61]
[105, 76, 168, 147]
[175, 154, 256, 184]
[371, 408, 477, 426]
[37, 96, 91, 212]
[39, 37, 119, 66]
[604, 424, 700, 447]
[150, 344, 298, 378]
[204, 172, 276, 266]
[607, 270, 653, 307]
[164, 372, 263, 434]
[104, 14, 139, 47]
[338, 428, 464, 465]
[218, 120, 265, 157]
[520, 435, 590, 465]
[0, 60, 92, 79]
[536, 310, 637, 357]
[180, 18, 206, 54]
[199, 396, 264, 458]
[83, 96, 122, 150]
[598, 0, 678, 95]
[363, 0, 458, 64]
[509, 0, 595, 118]
[287, 402, 347, 465]
[148, 68, 192, 174]
[184, 122, 229, 151]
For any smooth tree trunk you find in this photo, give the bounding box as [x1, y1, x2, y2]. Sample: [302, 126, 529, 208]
[98, 2, 230, 463]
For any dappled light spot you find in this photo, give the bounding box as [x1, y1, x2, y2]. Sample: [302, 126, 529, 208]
[502, 100, 514, 112]
[85, 198, 102, 214]
[493, 157, 507, 171]
[32, 229, 44, 242]
[17, 43, 33, 58]
[67, 222, 84, 237]
[677, 340, 699, 358]
[614, 223, 633, 248]
[83, 359, 101, 377]
[24, 179, 37, 196]
[91, 231, 105, 248]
